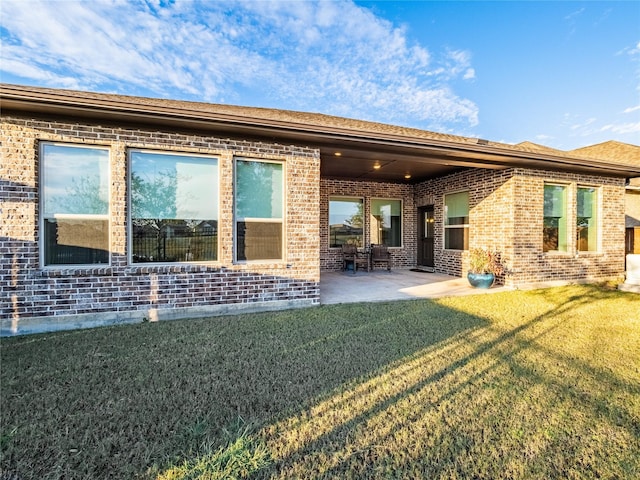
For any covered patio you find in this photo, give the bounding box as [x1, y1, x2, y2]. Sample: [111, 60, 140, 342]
[320, 268, 512, 305]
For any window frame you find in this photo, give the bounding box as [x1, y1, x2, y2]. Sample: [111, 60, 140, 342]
[543, 183, 569, 254]
[128, 148, 220, 265]
[370, 197, 403, 248]
[443, 190, 469, 251]
[328, 196, 365, 249]
[576, 185, 601, 254]
[233, 157, 286, 263]
[40, 141, 111, 268]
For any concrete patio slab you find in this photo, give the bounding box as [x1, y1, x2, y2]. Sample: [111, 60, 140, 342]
[320, 269, 512, 305]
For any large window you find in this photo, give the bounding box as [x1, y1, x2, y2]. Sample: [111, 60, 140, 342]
[444, 191, 469, 250]
[41, 143, 110, 266]
[370, 199, 402, 247]
[130, 150, 218, 263]
[329, 197, 364, 248]
[235, 159, 284, 261]
[543, 184, 568, 252]
[577, 187, 598, 252]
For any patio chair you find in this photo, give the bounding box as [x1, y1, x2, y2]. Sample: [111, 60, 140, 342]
[341, 244, 369, 274]
[370, 244, 391, 271]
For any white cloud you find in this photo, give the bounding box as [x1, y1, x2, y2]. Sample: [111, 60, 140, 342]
[617, 40, 640, 92]
[600, 122, 640, 134]
[628, 41, 640, 55]
[535, 134, 554, 141]
[623, 105, 640, 114]
[564, 7, 585, 36]
[0, 53, 82, 89]
[558, 111, 640, 148]
[436, 49, 476, 81]
[564, 7, 585, 21]
[570, 117, 597, 131]
[0, 0, 478, 130]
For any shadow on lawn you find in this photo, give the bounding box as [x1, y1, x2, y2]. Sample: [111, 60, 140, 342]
[0, 298, 485, 479]
[1, 286, 638, 479]
[256, 286, 640, 479]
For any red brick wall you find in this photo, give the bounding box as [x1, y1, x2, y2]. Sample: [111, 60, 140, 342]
[509, 168, 625, 286]
[414, 167, 626, 286]
[320, 178, 415, 270]
[2, 113, 627, 334]
[1, 115, 321, 333]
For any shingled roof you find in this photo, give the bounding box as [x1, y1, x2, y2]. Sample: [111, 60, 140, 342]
[2, 83, 640, 180]
[1, 83, 481, 144]
[570, 140, 640, 167]
[515, 141, 563, 154]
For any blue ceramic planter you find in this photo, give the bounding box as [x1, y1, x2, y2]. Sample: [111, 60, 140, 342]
[467, 272, 495, 289]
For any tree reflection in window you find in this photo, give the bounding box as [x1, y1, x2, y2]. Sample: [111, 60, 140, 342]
[329, 197, 363, 248]
[130, 151, 218, 263]
[42, 143, 110, 266]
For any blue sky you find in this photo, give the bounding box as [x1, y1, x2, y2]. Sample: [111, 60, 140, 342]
[1, 0, 638, 150]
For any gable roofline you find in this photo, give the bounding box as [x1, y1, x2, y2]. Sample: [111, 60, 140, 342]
[2, 83, 640, 179]
[570, 140, 640, 167]
[515, 141, 563, 154]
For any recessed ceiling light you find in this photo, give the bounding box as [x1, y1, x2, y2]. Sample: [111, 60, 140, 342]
[373, 164, 381, 170]
[404, 174, 412, 179]
[334, 152, 342, 157]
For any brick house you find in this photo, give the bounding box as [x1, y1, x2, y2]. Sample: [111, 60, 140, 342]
[626, 181, 640, 254]
[2, 84, 640, 335]
[568, 141, 640, 255]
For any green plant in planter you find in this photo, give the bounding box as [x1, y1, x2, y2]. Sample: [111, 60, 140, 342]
[467, 248, 504, 288]
[468, 248, 504, 275]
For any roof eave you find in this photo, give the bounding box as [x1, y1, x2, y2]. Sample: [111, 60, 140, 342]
[2, 84, 639, 178]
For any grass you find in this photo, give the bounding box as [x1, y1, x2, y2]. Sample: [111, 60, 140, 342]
[1, 284, 639, 479]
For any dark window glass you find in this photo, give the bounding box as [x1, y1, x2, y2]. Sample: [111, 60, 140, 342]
[42, 144, 110, 266]
[130, 151, 218, 263]
[577, 187, 598, 252]
[543, 185, 567, 252]
[444, 192, 469, 250]
[371, 199, 402, 247]
[235, 160, 284, 261]
[329, 197, 364, 248]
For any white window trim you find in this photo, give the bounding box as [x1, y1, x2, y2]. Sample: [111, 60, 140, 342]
[233, 157, 286, 263]
[40, 142, 111, 268]
[127, 148, 221, 265]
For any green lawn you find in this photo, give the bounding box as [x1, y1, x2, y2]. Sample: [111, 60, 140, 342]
[1, 285, 639, 479]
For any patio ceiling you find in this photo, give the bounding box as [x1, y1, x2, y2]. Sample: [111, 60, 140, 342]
[3, 83, 640, 183]
[317, 143, 503, 183]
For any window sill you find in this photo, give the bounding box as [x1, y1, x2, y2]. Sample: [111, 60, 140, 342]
[36, 266, 114, 277]
[130, 261, 221, 267]
[37, 262, 226, 277]
[233, 261, 289, 267]
[125, 262, 223, 274]
[542, 251, 572, 256]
